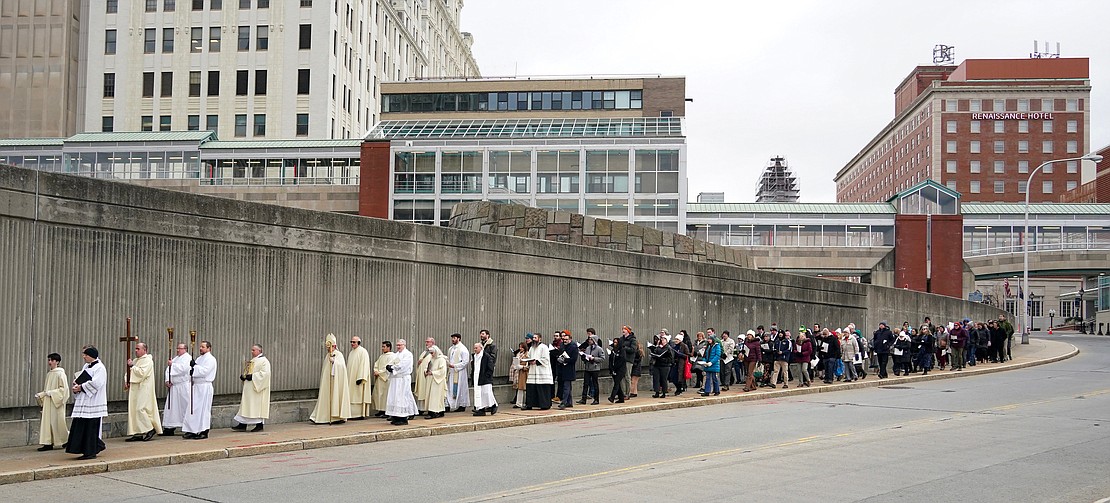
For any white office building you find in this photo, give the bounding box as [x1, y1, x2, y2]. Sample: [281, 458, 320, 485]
[81, 0, 479, 140]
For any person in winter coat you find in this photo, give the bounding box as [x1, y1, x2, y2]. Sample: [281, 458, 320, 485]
[892, 331, 913, 376]
[698, 336, 722, 396]
[821, 329, 842, 384]
[690, 331, 708, 389]
[767, 330, 792, 388]
[988, 320, 1007, 363]
[759, 332, 776, 387]
[970, 322, 990, 365]
[790, 331, 813, 387]
[607, 337, 627, 403]
[934, 326, 950, 370]
[915, 328, 936, 375]
[648, 334, 674, 398]
[839, 330, 860, 382]
[872, 321, 895, 379]
[669, 331, 690, 395]
[578, 332, 606, 405]
[719, 331, 737, 391]
[949, 321, 969, 371]
[742, 331, 762, 392]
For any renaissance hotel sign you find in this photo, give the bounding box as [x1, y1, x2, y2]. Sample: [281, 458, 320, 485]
[970, 112, 1055, 120]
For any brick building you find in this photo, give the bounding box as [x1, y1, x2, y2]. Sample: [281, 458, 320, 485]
[836, 58, 1092, 203]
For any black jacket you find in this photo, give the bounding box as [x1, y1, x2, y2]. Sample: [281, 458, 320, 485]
[872, 327, 895, 354]
[476, 342, 497, 386]
[649, 344, 674, 368]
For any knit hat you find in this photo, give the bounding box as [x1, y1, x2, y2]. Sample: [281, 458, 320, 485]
[83, 346, 99, 359]
[525, 333, 534, 340]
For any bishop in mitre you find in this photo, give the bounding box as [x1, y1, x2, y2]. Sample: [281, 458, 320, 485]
[310, 333, 351, 424]
[125, 342, 163, 441]
[346, 336, 373, 420]
[34, 352, 69, 451]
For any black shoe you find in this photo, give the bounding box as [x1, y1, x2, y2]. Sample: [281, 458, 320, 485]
[577, 398, 587, 404]
[660, 394, 667, 398]
[143, 429, 156, 441]
[390, 418, 408, 425]
[591, 399, 599, 405]
[195, 430, 209, 439]
[490, 405, 498, 415]
[124, 435, 143, 442]
[615, 398, 625, 403]
[373, 411, 386, 418]
[37, 445, 53, 451]
[607, 397, 615, 403]
[250, 424, 264, 432]
[425, 413, 437, 419]
[231, 423, 247, 431]
[182, 432, 197, 439]
[557, 404, 567, 410]
[350, 416, 366, 421]
[521, 407, 533, 411]
[330, 420, 346, 425]
[630, 394, 637, 398]
[652, 393, 660, 398]
[76, 454, 97, 460]
[454, 407, 466, 413]
[159, 428, 176, 437]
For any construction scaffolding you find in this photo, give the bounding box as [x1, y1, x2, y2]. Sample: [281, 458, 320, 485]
[755, 156, 800, 202]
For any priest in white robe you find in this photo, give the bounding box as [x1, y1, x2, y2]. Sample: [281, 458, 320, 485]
[183, 340, 217, 439]
[371, 341, 395, 417]
[125, 342, 163, 441]
[310, 333, 352, 424]
[423, 346, 448, 419]
[445, 333, 470, 412]
[34, 352, 69, 450]
[232, 344, 271, 432]
[160, 343, 191, 436]
[66, 346, 107, 459]
[472, 330, 499, 415]
[412, 337, 435, 413]
[346, 336, 373, 420]
[385, 339, 419, 425]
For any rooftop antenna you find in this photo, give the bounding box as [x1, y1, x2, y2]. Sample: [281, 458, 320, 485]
[932, 44, 955, 65]
[1030, 41, 1061, 59]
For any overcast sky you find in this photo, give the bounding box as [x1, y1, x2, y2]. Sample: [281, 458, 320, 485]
[459, 0, 1110, 202]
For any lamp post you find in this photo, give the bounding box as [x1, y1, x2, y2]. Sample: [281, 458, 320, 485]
[1022, 153, 1104, 344]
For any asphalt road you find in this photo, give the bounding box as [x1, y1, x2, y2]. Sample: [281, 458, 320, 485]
[7, 335, 1110, 503]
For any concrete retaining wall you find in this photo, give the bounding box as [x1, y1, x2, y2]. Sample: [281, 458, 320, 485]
[0, 166, 1004, 446]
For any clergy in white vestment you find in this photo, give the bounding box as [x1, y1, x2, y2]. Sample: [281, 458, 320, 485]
[34, 352, 69, 450]
[423, 346, 448, 419]
[471, 330, 499, 416]
[125, 342, 163, 441]
[160, 343, 191, 436]
[385, 339, 419, 425]
[183, 340, 217, 439]
[66, 346, 107, 459]
[412, 337, 435, 413]
[371, 341, 395, 417]
[310, 333, 352, 424]
[445, 333, 470, 412]
[346, 336, 373, 420]
[232, 344, 271, 432]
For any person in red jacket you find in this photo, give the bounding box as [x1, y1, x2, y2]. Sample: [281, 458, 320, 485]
[790, 330, 813, 387]
[948, 321, 969, 371]
[741, 331, 762, 392]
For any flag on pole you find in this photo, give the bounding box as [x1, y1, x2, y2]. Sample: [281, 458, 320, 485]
[1003, 279, 1011, 298]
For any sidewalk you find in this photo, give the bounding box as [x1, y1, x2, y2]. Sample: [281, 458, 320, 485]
[0, 337, 1078, 485]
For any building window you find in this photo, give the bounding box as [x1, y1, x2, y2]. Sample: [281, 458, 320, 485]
[1018, 140, 1029, 153]
[970, 141, 980, 154]
[489, 150, 531, 194]
[255, 70, 267, 95]
[296, 113, 309, 136]
[191, 27, 202, 52]
[993, 99, 1005, 111]
[994, 181, 1005, 193]
[1018, 160, 1029, 174]
[236, 70, 248, 95]
[301, 0, 312, 6]
[994, 121, 1004, 134]
[165, 0, 176, 10]
[946, 140, 956, 153]
[142, 72, 155, 97]
[103, 73, 115, 98]
[209, 27, 221, 52]
[1044, 163, 1053, 174]
[192, 0, 203, 9]
[993, 140, 1003, 154]
[946, 160, 957, 173]
[1018, 99, 1029, 112]
[299, 25, 312, 49]
[108, 0, 118, 13]
[1018, 120, 1028, 133]
[970, 161, 980, 174]
[159, 115, 172, 131]
[211, 0, 222, 8]
[1042, 181, 1053, 194]
[635, 149, 680, 193]
[946, 120, 956, 133]
[141, 116, 154, 132]
[160, 72, 173, 97]
[187, 115, 200, 131]
[188, 71, 201, 96]
[441, 151, 483, 194]
[206, 114, 218, 131]
[1066, 99, 1078, 112]
[105, 30, 116, 54]
[162, 28, 174, 52]
[234, 114, 247, 137]
[258, 0, 268, 7]
[102, 116, 114, 132]
[1018, 181, 1027, 194]
[237, 26, 250, 50]
[256, 26, 268, 50]
[969, 99, 981, 112]
[585, 150, 631, 194]
[537, 150, 581, 194]
[297, 69, 310, 94]
[970, 181, 980, 193]
[994, 161, 1005, 174]
[239, 0, 250, 7]
[946, 180, 957, 191]
[1067, 181, 1078, 191]
[146, 0, 158, 12]
[1067, 161, 1078, 174]
[1067, 120, 1078, 133]
[144, 28, 156, 53]
[253, 114, 266, 136]
[945, 99, 957, 111]
[1067, 140, 1078, 154]
[1043, 140, 1053, 154]
[207, 71, 219, 96]
[1042, 99, 1054, 112]
[969, 121, 980, 133]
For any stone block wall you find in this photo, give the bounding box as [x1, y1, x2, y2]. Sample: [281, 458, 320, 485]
[448, 201, 752, 268]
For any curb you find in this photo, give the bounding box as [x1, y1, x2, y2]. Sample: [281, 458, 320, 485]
[0, 343, 1079, 485]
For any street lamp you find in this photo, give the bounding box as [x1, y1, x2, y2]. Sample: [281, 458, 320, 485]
[1022, 153, 1104, 344]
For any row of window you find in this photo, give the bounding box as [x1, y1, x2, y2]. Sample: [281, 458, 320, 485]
[106, 25, 311, 55]
[391, 198, 681, 227]
[101, 113, 310, 137]
[943, 98, 1082, 113]
[948, 179, 1075, 194]
[946, 119, 1079, 134]
[382, 90, 645, 113]
[103, 69, 310, 98]
[945, 139, 1079, 155]
[945, 159, 1080, 175]
[110, 0, 276, 14]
